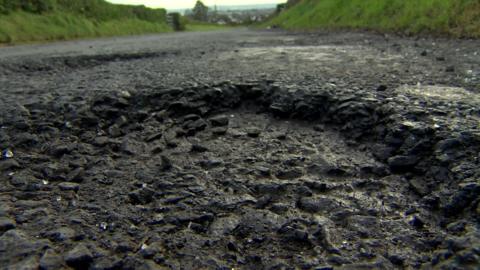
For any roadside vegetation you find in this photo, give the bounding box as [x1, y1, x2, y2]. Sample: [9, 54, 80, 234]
[0, 0, 171, 43]
[269, 0, 480, 38]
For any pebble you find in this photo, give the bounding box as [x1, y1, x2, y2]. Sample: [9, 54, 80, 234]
[65, 244, 93, 269]
[0, 158, 21, 171]
[39, 249, 63, 270]
[2, 149, 14, 158]
[0, 217, 16, 233]
[209, 115, 229, 127]
[211, 126, 228, 135]
[58, 182, 80, 192]
[191, 144, 208, 152]
[246, 127, 262, 137]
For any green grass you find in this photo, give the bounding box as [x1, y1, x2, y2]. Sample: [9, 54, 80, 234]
[0, 11, 171, 43]
[0, 0, 171, 44]
[268, 0, 480, 38]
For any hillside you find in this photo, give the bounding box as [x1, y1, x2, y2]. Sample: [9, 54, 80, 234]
[0, 0, 171, 43]
[269, 0, 480, 38]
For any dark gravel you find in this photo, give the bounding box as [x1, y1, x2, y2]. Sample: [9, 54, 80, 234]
[0, 29, 479, 269]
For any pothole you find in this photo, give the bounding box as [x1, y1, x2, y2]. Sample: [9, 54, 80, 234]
[0, 81, 479, 269]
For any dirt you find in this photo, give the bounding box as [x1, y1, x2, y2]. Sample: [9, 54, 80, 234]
[0, 29, 479, 269]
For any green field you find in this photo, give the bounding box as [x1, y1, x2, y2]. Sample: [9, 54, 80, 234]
[0, 0, 171, 43]
[269, 0, 480, 38]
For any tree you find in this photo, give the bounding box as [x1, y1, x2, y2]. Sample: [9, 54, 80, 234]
[192, 0, 208, 22]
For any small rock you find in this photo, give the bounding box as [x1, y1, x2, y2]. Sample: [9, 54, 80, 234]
[145, 132, 162, 142]
[275, 133, 287, 140]
[227, 241, 239, 252]
[0, 159, 21, 171]
[159, 155, 172, 171]
[191, 144, 208, 153]
[420, 50, 428, 56]
[58, 182, 80, 192]
[119, 90, 131, 99]
[90, 257, 122, 270]
[66, 168, 85, 183]
[65, 244, 93, 269]
[256, 166, 271, 176]
[409, 215, 425, 229]
[277, 224, 310, 244]
[14, 133, 39, 147]
[165, 139, 178, 148]
[2, 149, 14, 159]
[139, 243, 158, 259]
[316, 266, 334, 270]
[45, 227, 76, 242]
[246, 127, 262, 138]
[199, 159, 223, 169]
[387, 254, 405, 266]
[182, 114, 201, 122]
[276, 168, 303, 179]
[121, 139, 137, 155]
[115, 241, 134, 253]
[313, 125, 325, 132]
[211, 127, 228, 135]
[108, 124, 122, 138]
[129, 187, 155, 205]
[40, 249, 63, 270]
[409, 178, 429, 196]
[304, 181, 329, 192]
[327, 254, 351, 265]
[49, 144, 74, 157]
[93, 136, 109, 147]
[0, 217, 16, 233]
[297, 197, 339, 213]
[115, 115, 129, 127]
[446, 220, 466, 234]
[209, 115, 229, 127]
[151, 146, 163, 154]
[269, 203, 289, 214]
[377, 85, 387, 91]
[9, 256, 39, 270]
[387, 155, 418, 173]
[184, 119, 207, 132]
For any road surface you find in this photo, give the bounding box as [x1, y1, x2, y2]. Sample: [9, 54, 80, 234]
[0, 29, 479, 269]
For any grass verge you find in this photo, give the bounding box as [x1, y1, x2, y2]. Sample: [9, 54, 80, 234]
[268, 0, 480, 38]
[0, 11, 171, 44]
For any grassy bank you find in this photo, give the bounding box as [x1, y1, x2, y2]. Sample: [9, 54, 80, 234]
[0, 0, 171, 44]
[269, 0, 480, 38]
[0, 11, 171, 43]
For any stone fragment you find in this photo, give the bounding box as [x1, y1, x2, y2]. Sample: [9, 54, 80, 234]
[65, 244, 93, 269]
[40, 249, 63, 270]
[246, 127, 262, 138]
[387, 155, 418, 172]
[209, 115, 229, 127]
[58, 182, 80, 192]
[0, 217, 16, 234]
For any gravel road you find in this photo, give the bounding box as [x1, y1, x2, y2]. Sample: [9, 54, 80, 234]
[0, 29, 479, 269]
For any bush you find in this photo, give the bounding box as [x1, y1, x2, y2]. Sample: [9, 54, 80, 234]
[0, 0, 57, 14]
[0, 0, 167, 23]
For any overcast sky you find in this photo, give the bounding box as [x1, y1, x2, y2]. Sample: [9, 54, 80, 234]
[106, 0, 285, 9]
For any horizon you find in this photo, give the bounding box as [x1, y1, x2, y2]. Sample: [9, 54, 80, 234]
[106, 0, 286, 10]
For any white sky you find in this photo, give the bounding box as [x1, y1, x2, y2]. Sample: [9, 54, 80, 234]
[106, 0, 285, 9]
